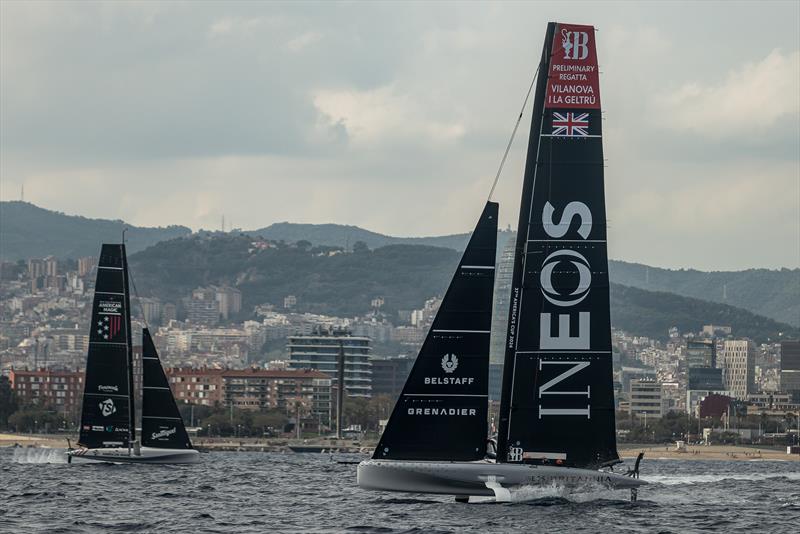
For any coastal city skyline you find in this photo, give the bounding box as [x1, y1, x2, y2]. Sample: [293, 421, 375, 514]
[1, 2, 799, 271]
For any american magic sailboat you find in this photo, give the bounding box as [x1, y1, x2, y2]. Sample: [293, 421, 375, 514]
[358, 22, 645, 501]
[67, 244, 199, 464]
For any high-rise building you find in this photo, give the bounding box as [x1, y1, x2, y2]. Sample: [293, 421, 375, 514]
[780, 340, 800, 402]
[27, 258, 45, 279]
[186, 288, 220, 326]
[288, 328, 372, 397]
[686, 339, 716, 368]
[370, 356, 414, 398]
[139, 297, 163, 326]
[489, 233, 515, 364]
[215, 286, 242, 320]
[687, 367, 724, 390]
[77, 256, 96, 277]
[720, 339, 755, 399]
[162, 303, 177, 324]
[43, 256, 58, 277]
[629, 378, 663, 419]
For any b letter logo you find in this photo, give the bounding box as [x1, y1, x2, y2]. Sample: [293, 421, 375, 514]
[561, 29, 589, 60]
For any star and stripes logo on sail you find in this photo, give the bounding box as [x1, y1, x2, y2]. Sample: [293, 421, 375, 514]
[552, 112, 589, 137]
[97, 315, 122, 340]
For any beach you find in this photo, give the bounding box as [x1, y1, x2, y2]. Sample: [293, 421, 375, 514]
[618, 444, 798, 461]
[2, 433, 797, 461]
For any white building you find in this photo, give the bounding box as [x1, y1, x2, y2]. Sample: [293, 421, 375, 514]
[629, 378, 663, 419]
[720, 339, 755, 400]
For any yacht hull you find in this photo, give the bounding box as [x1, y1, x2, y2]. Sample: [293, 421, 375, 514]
[67, 446, 200, 464]
[357, 459, 645, 497]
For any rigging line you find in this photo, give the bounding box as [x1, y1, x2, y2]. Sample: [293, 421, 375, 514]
[487, 61, 541, 201]
[126, 259, 151, 333]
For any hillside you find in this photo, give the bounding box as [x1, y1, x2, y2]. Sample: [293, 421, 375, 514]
[248, 222, 477, 251]
[128, 235, 797, 343]
[129, 235, 460, 318]
[4, 204, 795, 327]
[0, 201, 191, 260]
[609, 261, 800, 327]
[250, 223, 800, 328]
[609, 284, 795, 342]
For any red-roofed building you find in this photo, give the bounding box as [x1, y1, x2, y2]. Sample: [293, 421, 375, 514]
[9, 368, 84, 417]
[698, 393, 734, 419]
[166, 367, 333, 426]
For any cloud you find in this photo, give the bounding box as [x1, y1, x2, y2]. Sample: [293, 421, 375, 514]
[654, 49, 800, 137]
[286, 31, 322, 52]
[1, 1, 798, 269]
[313, 86, 466, 147]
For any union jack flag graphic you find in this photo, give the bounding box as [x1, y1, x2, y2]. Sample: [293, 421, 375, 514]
[97, 315, 122, 340]
[552, 112, 589, 137]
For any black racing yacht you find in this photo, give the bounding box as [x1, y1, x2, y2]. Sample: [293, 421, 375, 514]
[358, 22, 645, 501]
[68, 244, 198, 464]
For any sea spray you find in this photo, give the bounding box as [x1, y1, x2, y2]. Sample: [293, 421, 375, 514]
[508, 478, 616, 504]
[12, 447, 68, 464]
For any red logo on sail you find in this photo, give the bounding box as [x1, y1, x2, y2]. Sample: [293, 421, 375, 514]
[552, 112, 589, 137]
[545, 23, 600, 109]
[97, 315, 122, 340]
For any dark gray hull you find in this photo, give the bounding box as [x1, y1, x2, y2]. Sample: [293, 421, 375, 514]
[357, 459, 645, 499]
[67, 446, 200, 464]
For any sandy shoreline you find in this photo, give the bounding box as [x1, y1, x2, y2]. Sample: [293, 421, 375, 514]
[618, 444, 798, 461]
[2, 434, 797, 461]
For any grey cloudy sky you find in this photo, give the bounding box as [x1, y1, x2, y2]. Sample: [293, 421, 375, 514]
[1, 1, 798, 270]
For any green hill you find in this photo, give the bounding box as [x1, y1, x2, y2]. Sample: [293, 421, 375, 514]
[252, 223, 800, 328]
[609, 260, 800, 327]
[609, 284, 795, 342]
[128, 235, 460, 318]
[248, 222, 477, 251]
[128, 234, 798, 343]
[4, 203, 795, 328]
[0, 201, 191, 260]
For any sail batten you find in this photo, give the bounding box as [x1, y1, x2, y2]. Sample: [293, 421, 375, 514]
[373, 202, 498, 461]
[497, 22, 619, 469]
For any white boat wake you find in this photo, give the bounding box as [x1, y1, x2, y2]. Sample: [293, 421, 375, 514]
[11, 447, 68, 464]
[644, 472, 800, 485]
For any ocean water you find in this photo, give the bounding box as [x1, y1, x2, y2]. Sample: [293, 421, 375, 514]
[1, 448, 798, 533]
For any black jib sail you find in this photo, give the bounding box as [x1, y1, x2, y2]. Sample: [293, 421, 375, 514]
[496, 23, 619, 468]
[141, 328, 193, 449]
[374, 202, 498, 461]
[78, 244, 135, 449]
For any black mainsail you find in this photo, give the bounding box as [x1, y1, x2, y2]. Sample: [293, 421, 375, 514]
[141, 328, 193, 449]
[78, 244, 135, 449]
[497, 23, 619, 468]
[374, 202, 498, 461]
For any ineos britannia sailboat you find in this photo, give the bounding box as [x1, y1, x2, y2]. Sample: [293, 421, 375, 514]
[358, 22, 645, 501]
[67, 244, 199, 464]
